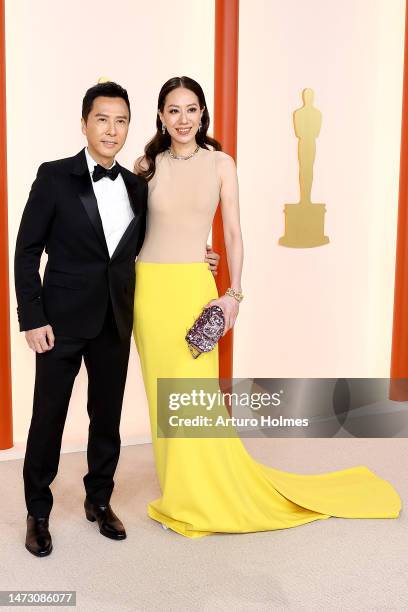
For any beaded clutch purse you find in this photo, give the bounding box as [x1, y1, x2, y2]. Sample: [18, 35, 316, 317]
[185, 305, 225, 359]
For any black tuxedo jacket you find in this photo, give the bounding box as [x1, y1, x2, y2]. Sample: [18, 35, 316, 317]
[14, 148, 147, 339]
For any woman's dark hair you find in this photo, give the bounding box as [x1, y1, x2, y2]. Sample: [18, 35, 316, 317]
[82, 81, 131, 123]
[137, 76, 221, 181]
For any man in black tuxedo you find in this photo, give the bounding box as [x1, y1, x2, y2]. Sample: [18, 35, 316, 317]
[14, 81, 219, 557]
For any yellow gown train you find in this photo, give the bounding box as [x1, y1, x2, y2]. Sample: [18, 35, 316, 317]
[133, 261, 402, 539]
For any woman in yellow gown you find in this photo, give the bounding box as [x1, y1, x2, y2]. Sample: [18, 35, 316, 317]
[133, 76, 401, 538]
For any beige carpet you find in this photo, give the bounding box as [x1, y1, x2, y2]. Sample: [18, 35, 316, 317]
[0, 438, 406, 612]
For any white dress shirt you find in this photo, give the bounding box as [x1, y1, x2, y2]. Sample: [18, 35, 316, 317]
[85, 148, 135, 257]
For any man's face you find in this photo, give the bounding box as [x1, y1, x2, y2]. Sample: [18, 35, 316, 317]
[81, 96, 130, 165]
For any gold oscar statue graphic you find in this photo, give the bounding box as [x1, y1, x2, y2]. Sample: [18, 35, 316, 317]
[279, 88, 329, 248]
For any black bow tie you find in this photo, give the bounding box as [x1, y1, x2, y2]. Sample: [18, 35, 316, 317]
[92, 163, 120, 182]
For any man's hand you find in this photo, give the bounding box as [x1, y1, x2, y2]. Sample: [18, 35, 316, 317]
[205, 244, 220, 276]
[25, 325, 55, 353]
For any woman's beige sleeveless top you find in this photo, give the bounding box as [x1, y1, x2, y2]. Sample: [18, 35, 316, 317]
[137, 147, 221, 263]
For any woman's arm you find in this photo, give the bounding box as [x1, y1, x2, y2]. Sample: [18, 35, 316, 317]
[207, 152, 244, 335]
[218, 152, 243, 291]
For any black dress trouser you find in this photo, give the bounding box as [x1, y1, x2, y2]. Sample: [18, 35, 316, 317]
[23, 299, 131, 518]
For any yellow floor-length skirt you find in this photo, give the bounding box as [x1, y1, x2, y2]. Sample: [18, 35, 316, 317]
[133, 262, 401, 538]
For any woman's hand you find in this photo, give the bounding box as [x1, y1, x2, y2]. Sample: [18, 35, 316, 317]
[205, 244, 220, 276]
[205, 294, 239, 336]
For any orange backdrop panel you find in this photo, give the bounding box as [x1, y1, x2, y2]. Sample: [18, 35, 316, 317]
[0, 0, 13, 449]
[390, 0, 408, 399]
[213, 0, 239, 381]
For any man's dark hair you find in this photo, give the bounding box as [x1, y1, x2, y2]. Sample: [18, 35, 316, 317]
[82, 81, 131, 123]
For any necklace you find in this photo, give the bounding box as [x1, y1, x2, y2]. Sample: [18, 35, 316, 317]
[168, 144, 200, 160]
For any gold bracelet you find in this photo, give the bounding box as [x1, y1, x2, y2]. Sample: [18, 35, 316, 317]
[225, 288, 244, 303]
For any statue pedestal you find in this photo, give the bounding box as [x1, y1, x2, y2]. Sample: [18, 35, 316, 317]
[279, 202, 329, 248]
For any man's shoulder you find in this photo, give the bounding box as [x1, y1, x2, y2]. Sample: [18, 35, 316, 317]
[37, 150, 85, 177]
[120, 166, 146, 185]
[119, 164, 147, 189]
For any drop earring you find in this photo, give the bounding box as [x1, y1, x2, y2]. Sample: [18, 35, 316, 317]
[162, 123, 166, 135]
[198, 121, 202, 132]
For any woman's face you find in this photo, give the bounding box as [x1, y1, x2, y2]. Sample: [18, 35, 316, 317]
[159, 87, 203, 146]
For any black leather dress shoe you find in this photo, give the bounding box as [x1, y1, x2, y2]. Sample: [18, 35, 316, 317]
[84, 498, 126, 540]
[25, 515, 53, 557]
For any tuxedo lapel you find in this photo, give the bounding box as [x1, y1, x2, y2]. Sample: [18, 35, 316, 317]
[71, 150, 109, 256]
[109, 165, 142, 261]
[110, 217, 137, 261]
[78, 174, 110, 254]
[118, 164, 140, 217]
